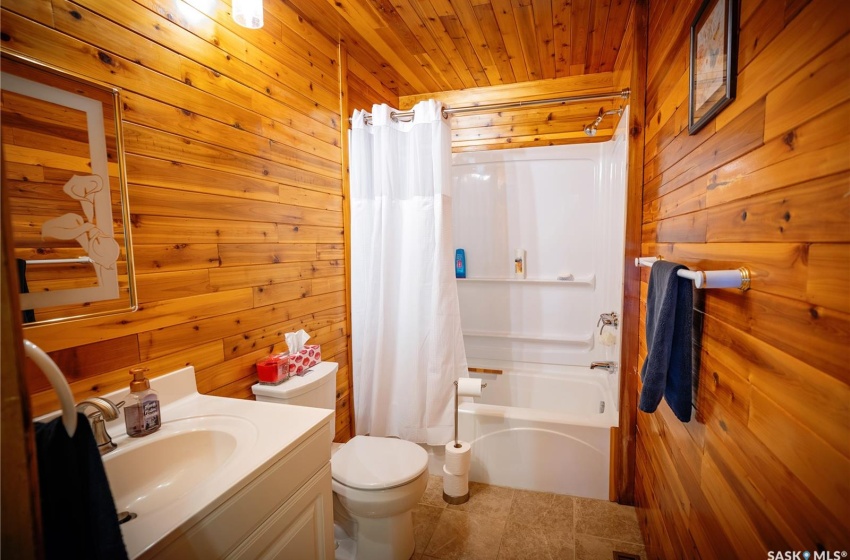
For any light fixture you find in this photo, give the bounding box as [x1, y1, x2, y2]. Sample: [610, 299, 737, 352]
[232, 0, 263, 29]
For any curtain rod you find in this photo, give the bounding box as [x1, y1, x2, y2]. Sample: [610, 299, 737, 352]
[350, 88, 630, 125]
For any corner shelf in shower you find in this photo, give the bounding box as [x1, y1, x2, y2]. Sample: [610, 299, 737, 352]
[456, 274, 595, 286]
[462, 330, 594, 347]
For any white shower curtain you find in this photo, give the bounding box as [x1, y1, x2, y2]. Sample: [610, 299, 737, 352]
[350, 100, 467, 445]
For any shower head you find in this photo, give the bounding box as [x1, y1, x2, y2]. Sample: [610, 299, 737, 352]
[583, 107, 625, 137]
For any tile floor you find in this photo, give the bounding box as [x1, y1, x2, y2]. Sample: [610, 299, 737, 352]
[411, 476, 647, 560]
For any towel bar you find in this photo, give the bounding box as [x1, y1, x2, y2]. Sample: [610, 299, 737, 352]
[24, 256, 93, 266]
[635, 256, 751, 291]
[24, 339, 77, 437]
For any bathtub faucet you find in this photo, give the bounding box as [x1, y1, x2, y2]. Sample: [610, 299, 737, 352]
[590, 361, 617, 373]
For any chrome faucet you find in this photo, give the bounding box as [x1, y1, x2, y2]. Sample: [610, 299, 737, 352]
[590, 361, 617, 373]
[76, 397, 120, 455]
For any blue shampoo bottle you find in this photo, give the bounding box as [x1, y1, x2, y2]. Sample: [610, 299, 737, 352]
[455, 249, 466, 278]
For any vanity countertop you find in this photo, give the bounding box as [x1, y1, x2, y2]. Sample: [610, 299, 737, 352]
[39, 366, 332, 559]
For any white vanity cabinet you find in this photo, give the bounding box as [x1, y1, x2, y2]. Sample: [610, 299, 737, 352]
[147, 421, 334, 559]
[227, 464, 332, 559]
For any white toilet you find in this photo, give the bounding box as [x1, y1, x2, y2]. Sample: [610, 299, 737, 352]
[252, 362, 428, 560]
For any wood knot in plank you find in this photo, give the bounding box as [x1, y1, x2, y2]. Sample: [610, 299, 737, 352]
[97, 51, 113, 65]
[782, 130, 797, 150]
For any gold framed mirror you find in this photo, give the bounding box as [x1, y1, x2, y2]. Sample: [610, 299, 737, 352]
[1, 51, 136, 325]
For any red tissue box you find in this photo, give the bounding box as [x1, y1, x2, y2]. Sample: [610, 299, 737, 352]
[256, 353, 290, 384]
[289, 345, 321, 376]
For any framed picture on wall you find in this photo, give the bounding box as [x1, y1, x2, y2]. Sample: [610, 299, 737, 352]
[688, 0, 739, 134]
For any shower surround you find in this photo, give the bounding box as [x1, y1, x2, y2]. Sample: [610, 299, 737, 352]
[447, 110, 629, 499]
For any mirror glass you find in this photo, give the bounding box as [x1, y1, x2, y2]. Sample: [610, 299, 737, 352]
[1, 52, 135, 325]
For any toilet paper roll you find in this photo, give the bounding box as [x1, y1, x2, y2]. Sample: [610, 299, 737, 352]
[457, 378, 483, 397]
[444, 441, 471, 476]
[442, 464, 468, 497]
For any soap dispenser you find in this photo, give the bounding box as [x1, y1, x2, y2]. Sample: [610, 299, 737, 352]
[124, 367, 161, 437]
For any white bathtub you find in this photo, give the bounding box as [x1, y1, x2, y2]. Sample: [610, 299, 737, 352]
[457, 365, 618, 500]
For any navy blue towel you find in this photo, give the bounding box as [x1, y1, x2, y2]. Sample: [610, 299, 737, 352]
[16, 258, 35, 324]
[639, 260, 694, 422]
[35, 412, 128, 560]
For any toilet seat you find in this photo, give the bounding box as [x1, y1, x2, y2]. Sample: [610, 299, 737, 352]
[331, 436, 427, 490]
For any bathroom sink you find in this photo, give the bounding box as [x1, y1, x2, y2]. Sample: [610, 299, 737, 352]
[67, 366, 334, 558]
[104, 415, 256, 518]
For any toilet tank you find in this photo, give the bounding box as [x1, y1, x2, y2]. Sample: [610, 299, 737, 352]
[252, 361, 338, 441]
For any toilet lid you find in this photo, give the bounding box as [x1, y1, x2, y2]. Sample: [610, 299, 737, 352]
[331, 436, 428, 490]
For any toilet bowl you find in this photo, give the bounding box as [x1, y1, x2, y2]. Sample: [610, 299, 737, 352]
[252, 362, 428, 560]
[331, 435, 428, 560]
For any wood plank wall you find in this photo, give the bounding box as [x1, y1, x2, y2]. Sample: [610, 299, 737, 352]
[636, 0, 850, 556]
[399, 72, 623, 151]
[613, 0, 643, 506]
[1, 0, 355, 442]
[1, 184, 41, 559]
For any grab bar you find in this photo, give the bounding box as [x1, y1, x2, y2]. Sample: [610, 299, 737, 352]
[23, 340, 76, 437]
[635, 256, 751, 291]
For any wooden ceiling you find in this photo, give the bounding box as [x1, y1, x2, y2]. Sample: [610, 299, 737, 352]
[285, 0, 636, 96]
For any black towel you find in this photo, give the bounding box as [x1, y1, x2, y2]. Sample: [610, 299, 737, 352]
[638, 260, 694, 422]
[16, 258, 36, 324]
[35, 413, 128, 560]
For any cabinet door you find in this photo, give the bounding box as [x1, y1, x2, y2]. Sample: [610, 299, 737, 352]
[228, 464, 334, 560]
